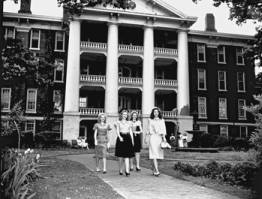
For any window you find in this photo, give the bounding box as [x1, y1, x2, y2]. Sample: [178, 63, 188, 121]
[198, 69, 206, 90]
[220, 125, 228, 137]
[5, 27, 15, 39]
[218, 71, 227, 91]
[240, 126, 248, 138]
[219, 98, 227, 119]
[236, 47, 245, 65]
[197, 44, 206, 62]
[52, 121, 62, 140]
[54, 59, 64, 82]
[1, 88, 11, 111]
[199, 125, 208, 133]
[237, 72, 246, 92]
[26, 89, 37, 112]
[238, 99, 246, 119]
[198, 97, 207, 118]
[53, 90, 63, 112]
[25, 120, 35, 134]
[30, 30, 41, 50]
[55, 32, 65, 51]
[79, 97, 87, 108]
[217, 46, 226, 63]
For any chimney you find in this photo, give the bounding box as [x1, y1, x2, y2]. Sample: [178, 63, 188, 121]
[205, 13, 217, 32]
[18, 0, 32, 14]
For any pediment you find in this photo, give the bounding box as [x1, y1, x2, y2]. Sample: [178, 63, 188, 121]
[89, 0, 189, 19]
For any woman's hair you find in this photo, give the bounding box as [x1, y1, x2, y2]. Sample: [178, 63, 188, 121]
[150, 107, 163, 119]
[130, 111, 139, 121]
[119, 109, 129, 121]
[97, 113, 107, 123]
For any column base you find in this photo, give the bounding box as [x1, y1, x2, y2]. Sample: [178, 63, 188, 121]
[63, 112, 80, 145]
[177, 116, 193, 142]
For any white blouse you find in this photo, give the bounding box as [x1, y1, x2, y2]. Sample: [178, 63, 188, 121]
[147, 118, 166, 135]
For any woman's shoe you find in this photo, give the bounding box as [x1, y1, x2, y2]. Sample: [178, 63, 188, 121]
[103, 170, 107, 174]
[136, 167, 141, 172]
[130, 168, 133, 171]
[96, 168, 100, 172]
[125, 171, 130, 177]
[153, 172, 160, 177]
[119, 171, 123, 175]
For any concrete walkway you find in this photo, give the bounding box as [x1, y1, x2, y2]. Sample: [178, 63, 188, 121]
[59, 154, 239, 199]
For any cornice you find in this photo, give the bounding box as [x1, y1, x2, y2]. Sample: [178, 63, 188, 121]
[4, 12, 63, 22]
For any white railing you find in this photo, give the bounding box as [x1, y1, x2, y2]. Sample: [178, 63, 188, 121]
[80, 41, 107, 50]
[119, 44, 144, 53]
[154, 47, 178, 55]
[119, 77, 143, 85]
[162, 111, 177, 118]
[155, 79, 177, 87]
[80, 75, 106, 82]
[79, 108, 105, 115]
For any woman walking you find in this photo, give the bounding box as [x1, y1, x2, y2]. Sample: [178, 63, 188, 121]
[115, 109, 135, 176]
[129, 111, 143, 171]
[144, 107, 167, 176]
[93, 113, 111, 173]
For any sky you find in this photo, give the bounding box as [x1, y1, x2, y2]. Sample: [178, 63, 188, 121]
[3, 0, 258, 35]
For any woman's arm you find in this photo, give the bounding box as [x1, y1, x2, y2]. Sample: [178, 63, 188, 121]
[139, 121, 143, 134]
[162, 119, 167, 141]
[144, 119, 150, 144]
[116, 122, 123, 141]
[130, 124, 134, 145]
[94, 129, 98, 145]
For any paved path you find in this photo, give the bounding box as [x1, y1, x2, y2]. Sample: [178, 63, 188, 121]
[59, 154, 239, 199]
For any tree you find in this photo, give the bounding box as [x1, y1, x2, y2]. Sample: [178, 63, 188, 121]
[193, 0, 262, 67]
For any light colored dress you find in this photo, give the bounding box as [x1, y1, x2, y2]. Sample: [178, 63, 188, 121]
[93, 123, 111, 158]
[147, 118, 166, 159]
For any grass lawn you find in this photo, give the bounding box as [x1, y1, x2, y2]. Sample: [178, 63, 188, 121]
[29, 148, 123, 199]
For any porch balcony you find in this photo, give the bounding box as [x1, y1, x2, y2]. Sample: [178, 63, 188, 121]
[79, 108, 177, 118]
[80, 41, 178, 57]
[80, 75, 178, 89]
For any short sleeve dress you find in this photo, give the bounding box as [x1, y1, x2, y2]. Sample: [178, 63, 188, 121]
[93, 123, 111, 158]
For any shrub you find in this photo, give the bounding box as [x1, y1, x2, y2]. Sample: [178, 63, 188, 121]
[199, 133, 215, 148]
[1, 148, 40, 199]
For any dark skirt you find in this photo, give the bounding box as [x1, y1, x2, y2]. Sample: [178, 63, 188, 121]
[133, 134, 141, 153]
[115, 133, 135, 158]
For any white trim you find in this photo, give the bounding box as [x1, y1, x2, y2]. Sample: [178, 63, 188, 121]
[80, 126, 87, 137]
[1, 88, 11, 111]
[218, 71, 227, 91]
[220, 125, 228, 137]
[238, 99, 246, 119]
[217, 46, 226, 64]
[54, 59, 64, 83]
[197, 44, 206, 62]
[53, 90, 63, 113]
[198, 97, 207, 118]
[26, 89, 37, 113]
[199, 124, 208, 133]
[219, 98, 227, 119]
[25, 120, 36, 135]
[240, 126, 248, 138]
[29, 29, 41, 50]
[196, 121, 254, 126]
[236, 47, 245, 65]
[5, 27, 15, 39]
[237, 72, 246, 92]
[54, 32, 65, 52]
[197, 69, 206, 90]
[52, 121, 62, 140]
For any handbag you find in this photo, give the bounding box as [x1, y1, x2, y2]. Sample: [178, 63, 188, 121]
[160, 141, 171, 149]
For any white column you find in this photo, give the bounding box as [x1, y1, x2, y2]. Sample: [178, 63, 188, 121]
[105, 22, 119, 116]
[142, 25, 155, 117]
[177, 29, 190, 116]
[64, 18, 81, 113]
[63, 18, 81, 142]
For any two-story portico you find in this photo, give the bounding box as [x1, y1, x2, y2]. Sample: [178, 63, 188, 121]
[63, 0, 197, 146]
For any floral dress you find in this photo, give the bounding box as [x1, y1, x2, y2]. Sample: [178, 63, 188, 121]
[93, 123, 111, 158]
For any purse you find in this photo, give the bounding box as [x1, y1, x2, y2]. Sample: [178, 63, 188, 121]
[160, 141, 171, 149]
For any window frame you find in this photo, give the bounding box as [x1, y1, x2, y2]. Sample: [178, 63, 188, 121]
[238, 99, 246, 119]
[53, 90, 63, 113]
[218, 71, 227, 91]
[197, 44, 206, 62]
[219, 98, 227, 119]
[30, 29, 41, 50]
[5, 27, 15, 39]
[199, 124, 208, 133]
[54, 59, 64, 83]
[1, 88, 11, 112]
[26, 89, 37, 113]
[198, 97, 207, 119]
[198, 69, 207, 90]
[240, 126, 248, 138]
[236, 47, 245, 65]
[217, 46, 226, 64]
[52, 121, 62, 140]
[79, 97, 88, 108]
[237, 72, 246, 92]
[220, 125, 228, 137]
[54, 32, 65, 52]
[25, 120, 36, 135]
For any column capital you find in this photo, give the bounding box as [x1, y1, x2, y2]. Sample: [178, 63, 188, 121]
[143, 25, 154, 30]
[68, 16, 82, 23]
[177, 28, 189, 33]
[107, 21, 119, 26]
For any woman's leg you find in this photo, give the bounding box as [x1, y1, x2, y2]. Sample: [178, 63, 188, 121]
[102, 158, 106, 172]
[125, 158, 130, 173]
[119, 157, 123, 172]
[153, 158, 159, 174]
[96, 157, 100, 171]
[135, 152, 140, 169]
[130, 158, 134, 170]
